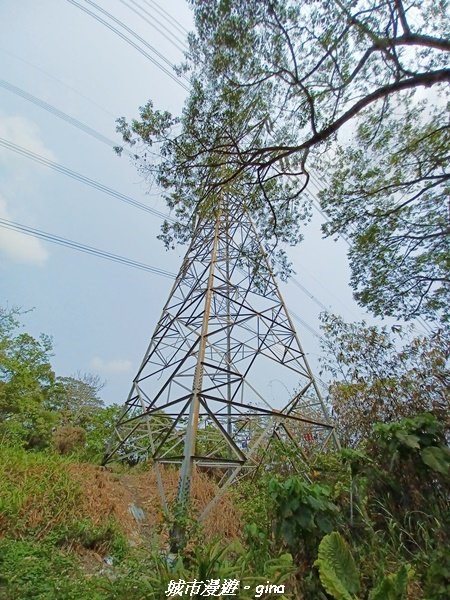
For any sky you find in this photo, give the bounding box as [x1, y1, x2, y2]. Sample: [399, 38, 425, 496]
[1, 0, 388, 405]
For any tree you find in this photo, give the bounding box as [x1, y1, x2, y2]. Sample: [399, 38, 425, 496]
[319, 97, 449, 322]
[116, 0, 449, 322]
[320, 314, 450, 446]
[49, 372, 105, 427]
[46, 372, 114, 459]
[0, 307, 57, 448]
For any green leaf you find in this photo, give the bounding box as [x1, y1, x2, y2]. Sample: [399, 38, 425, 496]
[315, 513, 334, 534]
[395, 432, 420, 449]
[369, 564, 411, 600]
[314, 532, 360, 600]
[369, 576, 397, 600]
[421, 446, 450, 475]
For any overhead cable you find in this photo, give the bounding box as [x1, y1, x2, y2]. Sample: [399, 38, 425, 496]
[143, 0, 190, 36]
[120, 0, 188, 53]
[0, 79, 122, 150]
[0, 217, 176, 278]
[289, 276, 330, 313]
[0, 46, 118, 118]
[82, 0, 188, 73]
[66, 0, 189, 91]
[288, 309, 323, 341]
[0, 215, 322, 339]
[0, 82, 357, 324]
[0, 79, 164, 161]
[0, 137, 174, 222]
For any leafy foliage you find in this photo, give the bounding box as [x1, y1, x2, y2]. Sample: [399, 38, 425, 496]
[315, 532, 411, 600]
[0, 446, 117, 546]
[0, 307, 56, 448]
[424, 546, 450, 600]
[0, 539, 100, 600]
[368, 414, 450, 514]
[320, 314, 450, 445]
[368, 565, 411, 600]
[1, 305, 449, 598]
[314, 532, 360, 600]
[49, 373, 105, 426]
[79, 404, 124, 463]
[115, 0, 450, 322]
[320, 101, 450, 322]
[270, 478, 340, 559]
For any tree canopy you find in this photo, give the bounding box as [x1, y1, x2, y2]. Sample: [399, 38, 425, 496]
[116, 0, 449, 323]
[0, 307, 111, 453]
[50, 373, 105, 427]
[320, 314, 450, 445]
[0, 307, 56, 448]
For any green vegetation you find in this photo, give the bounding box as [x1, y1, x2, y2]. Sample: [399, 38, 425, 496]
[319, 315, 450, 446]
[99, 2, 450, 590]
[115, 0, 449, 323]
[1, 306, 448, 598]
[2, 2, 449, 599]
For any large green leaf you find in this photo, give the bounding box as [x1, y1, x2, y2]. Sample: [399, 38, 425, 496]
[421, 446, 450, 475]
[394, 432, 420, 449]
[314, 532, 360, 600]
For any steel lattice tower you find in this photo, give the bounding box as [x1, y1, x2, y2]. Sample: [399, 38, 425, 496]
[104, 197, 338, 539]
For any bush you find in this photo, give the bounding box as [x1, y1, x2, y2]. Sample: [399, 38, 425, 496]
[53, 426, 86, 455]
[269, 478, 340, 560]
[0, 446, 126, 556]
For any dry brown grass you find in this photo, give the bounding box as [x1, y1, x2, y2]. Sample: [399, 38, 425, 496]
[117, 466, 243, 543]
[68, 464, 138, 541]
[0, 461, 79, 539]
[1, 450, 242, 550]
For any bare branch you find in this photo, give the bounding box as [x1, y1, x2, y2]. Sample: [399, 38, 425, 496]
[394, 0, 411, 35]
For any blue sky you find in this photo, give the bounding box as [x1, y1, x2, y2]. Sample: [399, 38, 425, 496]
[1, 0, 374, 404]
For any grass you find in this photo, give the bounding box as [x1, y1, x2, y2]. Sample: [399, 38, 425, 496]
[0, 539, 100, 600]
[0, 446, 82, 538]
[0, 446, 297, 599]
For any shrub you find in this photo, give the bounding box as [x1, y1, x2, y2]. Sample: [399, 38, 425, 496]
[53, 425, 86, 455]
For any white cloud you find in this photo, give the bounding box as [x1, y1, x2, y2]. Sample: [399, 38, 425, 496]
[0, 195, 48, 266]
[90, 356, 133, 375]
[0, 114, 56, 267]
[0, 114, 56, 162]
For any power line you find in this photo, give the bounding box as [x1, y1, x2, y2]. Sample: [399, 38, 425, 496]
[304, 173, 435, 335]
[143, 0, 190, 36]
[3, 52, 418, 337]
[1, 129, 350, 328]
[0, 137, 174, 223]
[289, 276, 330, 314]
[0, 79, 164, 161]
[0, 46, 118, 119]
[1, 42, 351, 327]
[288, 309, 323, 341]
[0, 80, 121, 150]
[56, 2, 388, 331]
[416, 317, 434, 335]
[0, 217, 176, 278]
[120, 0, 188, 53]
[5, 3, 431, 345]
[0, 81, 358, 324]
[0, 214, 325, 341]
[83, 0, 188, 72]
[66, 0, 189, 91]
[1, 87, 405, 336]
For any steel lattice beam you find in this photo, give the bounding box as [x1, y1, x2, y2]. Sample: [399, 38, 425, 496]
[103, 197, 339, 545]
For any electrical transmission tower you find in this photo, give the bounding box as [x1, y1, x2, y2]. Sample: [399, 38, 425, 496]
[103, 197, 338, 545]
